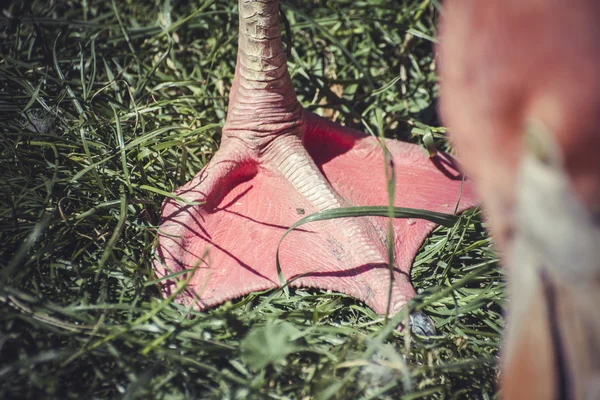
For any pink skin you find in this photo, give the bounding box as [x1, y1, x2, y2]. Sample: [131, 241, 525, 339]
[439, 0, 600, 397]
[438, 0, 600, 248]
[154, 0, 478, 327]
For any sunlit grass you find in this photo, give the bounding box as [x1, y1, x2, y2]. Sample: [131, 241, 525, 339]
[0, 1, 502, 398]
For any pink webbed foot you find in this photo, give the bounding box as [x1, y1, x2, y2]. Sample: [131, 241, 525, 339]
[154, 112, 477, 319]
[153, 0, 478, 333]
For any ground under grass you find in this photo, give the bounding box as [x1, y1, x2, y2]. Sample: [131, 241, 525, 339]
[1, 1, 503, 398]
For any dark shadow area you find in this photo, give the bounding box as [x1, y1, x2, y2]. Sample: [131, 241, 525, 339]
[430, 152, 465, 181]
[288, 262, 410, 281]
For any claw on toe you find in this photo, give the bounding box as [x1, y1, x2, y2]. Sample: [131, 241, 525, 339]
[409, 311, 437, 337]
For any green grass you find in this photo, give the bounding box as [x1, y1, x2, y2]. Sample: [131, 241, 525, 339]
[0, 0, 503, 398]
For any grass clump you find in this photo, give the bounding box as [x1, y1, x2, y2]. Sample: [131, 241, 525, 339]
[1, 0, 503, 398]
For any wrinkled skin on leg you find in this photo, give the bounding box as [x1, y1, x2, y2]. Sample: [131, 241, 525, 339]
[154, 0, 478, 332]
[439, 1, 600, 398]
